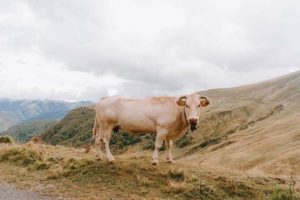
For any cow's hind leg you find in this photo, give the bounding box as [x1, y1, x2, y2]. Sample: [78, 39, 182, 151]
[166, 139, 173, 163]
[95, 130, 105, 160]
[152, 128, 168, 165]
[102, 127, 116, 164]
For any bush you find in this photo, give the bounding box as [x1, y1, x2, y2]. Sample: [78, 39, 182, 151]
[142, 134, 166, 151]
[0, 136, 13, 144]
[110, 131, 142, 151]
[0, 148, 42, 167]
[175, 133, 193, 148]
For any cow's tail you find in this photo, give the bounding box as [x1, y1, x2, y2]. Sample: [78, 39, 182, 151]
[92, 116, 98, 141]
[85, 115, 99, 153]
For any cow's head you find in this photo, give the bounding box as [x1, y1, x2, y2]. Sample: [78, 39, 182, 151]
[176, 94, 210, 131]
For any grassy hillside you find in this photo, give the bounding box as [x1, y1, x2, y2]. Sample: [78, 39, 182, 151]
[40, 107, 95, 147]
[186, 70, 300, 176]
[0, 120, 57, 142]
[0, 143, 298, 200]
[42, 71, 300, 178]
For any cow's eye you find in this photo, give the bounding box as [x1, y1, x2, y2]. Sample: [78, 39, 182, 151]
[185, 104, 190, 108]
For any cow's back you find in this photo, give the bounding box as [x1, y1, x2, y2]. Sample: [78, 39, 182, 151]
[95, 96, 182, 134]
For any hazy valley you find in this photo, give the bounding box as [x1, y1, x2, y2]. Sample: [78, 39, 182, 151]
[0, 99, 91, 132]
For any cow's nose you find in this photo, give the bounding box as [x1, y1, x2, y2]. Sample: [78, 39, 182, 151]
[189, 118, 198, 125]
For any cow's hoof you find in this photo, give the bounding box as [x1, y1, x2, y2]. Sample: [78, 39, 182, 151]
[152, 160, 159, 166]
[108, 159, 116, 164]
[96, 156, 104, 161]
[166, 158, 173, 163]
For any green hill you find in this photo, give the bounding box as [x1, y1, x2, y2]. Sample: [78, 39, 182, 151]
[0, 120, 57, 142]
[40, 107, 95, 147]
[40, 107, 142, 151]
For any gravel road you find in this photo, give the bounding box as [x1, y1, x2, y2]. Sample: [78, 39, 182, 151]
[0, 183, 56, 200]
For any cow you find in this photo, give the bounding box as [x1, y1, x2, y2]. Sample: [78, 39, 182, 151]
[92, 94, 210, 165]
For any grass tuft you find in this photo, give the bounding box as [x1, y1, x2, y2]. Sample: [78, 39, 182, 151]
[168, 168, 186, 182]
[0, 148, 42, 166]
[185, 183, 217, 199]
[269, 188, 300, 200]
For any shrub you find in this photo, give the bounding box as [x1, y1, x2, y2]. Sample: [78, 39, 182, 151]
[110, 131, 142, 151]
[143, 135, 155, 150]
[143, 134, 166, 151]
[0, 136, 13, 144]
[175, 133, 193, 148]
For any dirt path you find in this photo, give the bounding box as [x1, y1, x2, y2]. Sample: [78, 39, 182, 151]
[0, 183, 55, 200]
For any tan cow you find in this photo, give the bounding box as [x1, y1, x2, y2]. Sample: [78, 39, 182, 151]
[93, 94, 210, 165]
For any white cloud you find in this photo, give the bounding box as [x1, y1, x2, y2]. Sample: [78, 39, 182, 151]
[0, 0, 299, 101]
[0, 52, 128, 101]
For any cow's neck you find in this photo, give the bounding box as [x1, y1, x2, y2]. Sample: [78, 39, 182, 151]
[170, 111, 189, 139]
[177, 107, 189, 134]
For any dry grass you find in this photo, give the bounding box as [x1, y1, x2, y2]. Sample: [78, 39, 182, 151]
[31, 136, 42, 144]
[0, 143, 299, 200]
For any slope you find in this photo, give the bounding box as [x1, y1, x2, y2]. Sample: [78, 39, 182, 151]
[40, 71, 300, 177]
[181, 70, 300, 176]
[0, 120, 57, 142]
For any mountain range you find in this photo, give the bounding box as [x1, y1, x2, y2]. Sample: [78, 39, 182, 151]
[0, 99, 91, 132]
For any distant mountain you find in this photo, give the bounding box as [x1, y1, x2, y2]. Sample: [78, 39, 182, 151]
[0, 112, 18, 133]
[0, 120, 57, 142]
[0, 99, 92, 131]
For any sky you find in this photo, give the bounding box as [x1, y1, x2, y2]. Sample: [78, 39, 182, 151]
[0, 0, 299, 102]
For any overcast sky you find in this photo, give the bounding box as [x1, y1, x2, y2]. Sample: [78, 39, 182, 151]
[0, 0, 299, 102]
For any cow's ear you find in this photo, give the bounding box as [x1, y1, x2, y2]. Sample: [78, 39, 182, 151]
[200, 96, 210, 107]
[176, 96, 187, 106]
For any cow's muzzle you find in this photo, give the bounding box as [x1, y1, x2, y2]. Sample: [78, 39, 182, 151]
[189, 118, 198, 132]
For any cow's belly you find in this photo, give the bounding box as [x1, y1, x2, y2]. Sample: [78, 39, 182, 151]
[118, 115, 157, 134]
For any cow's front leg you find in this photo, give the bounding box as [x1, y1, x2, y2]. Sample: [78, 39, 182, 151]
[152, 129, 167, 165]
[166, 139, 173, 163]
